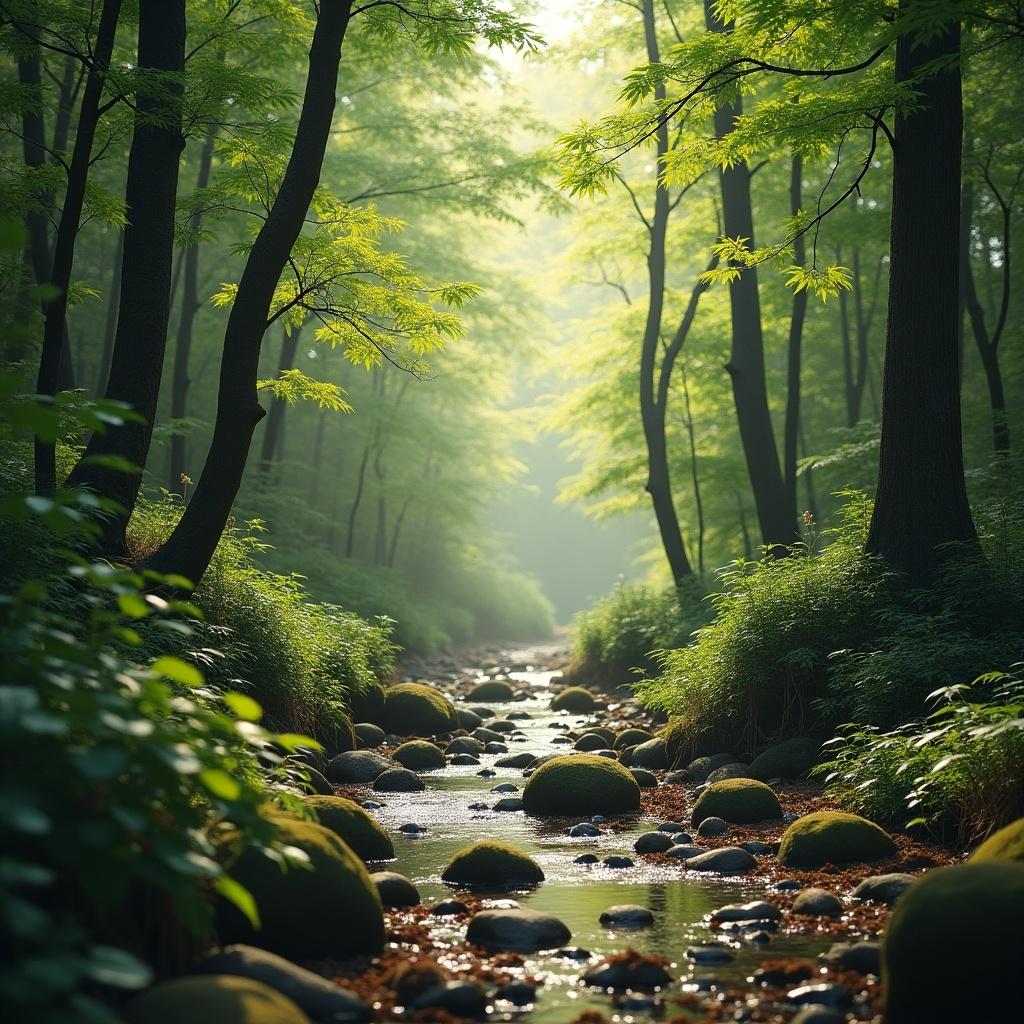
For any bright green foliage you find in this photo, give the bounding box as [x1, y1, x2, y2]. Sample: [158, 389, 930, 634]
[215, 816, 384, 961]
[303, 795, 395, 862]
[777, 810, 897, 868]
[382, 682, 459, 736]
[441, 840, 544, 887]
[882, 862, 1024, 1024]
[522, 754, 641, 816]
[393, 739, 446, 770]
[818, 669, 1024, 845]
[124, 976, 309, 1024]
[691, 778, 783, 826]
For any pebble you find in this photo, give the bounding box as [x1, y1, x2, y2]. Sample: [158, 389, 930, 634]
[398, 822, 427, 834]
[774, 878, 801, 891]
[431, 900, 469, 916]
[371, 871, 420, 908]
[484, 742, 508, 753]
[670, 831, 694, 844]
[786, 983, 851, 1010]
[492, 797, 524, 812]
[410, 981, 488, 1017]
[360, 800, 382, 810]
[696, 816, 728, 837]
[476, 768, 496, 777]
[602, 855, 634, 869]
[822, 940, 881, 974]
[792, 887, 842, 916]
[598, 905, 654, 927]
[568, 823, 600, 837]
[574, 853, 599, 864]
[741, 840, 774, 855]
[494, 982, 535, 1006]
[634, 831, 674, 854]
[557, 946, 591, 960]
[686, 945, 735, 965]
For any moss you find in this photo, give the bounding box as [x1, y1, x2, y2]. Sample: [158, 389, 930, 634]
[393, 740, 446, 771]
[382, 683, 459, 736]
[882, 862, 1024, 1023]
[550, 687, 597, 712]
[124, 977, 309, 1024]
[614, 728, 652, 750]
[350, 682, 386, 725]
[522, 754, 641, 815]
[778, 810, 896, 868]
[691, 778, 783, 826]
[305, 795, 394, 861]
[747, 737, 821, 781]
[441, 840, 544, 887]
[468, 680, 516, 702]
[216, 817, 384, 960]
[969, 817, 1024, 863]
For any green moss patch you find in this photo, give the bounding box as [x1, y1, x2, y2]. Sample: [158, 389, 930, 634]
[550, 687, 597, 712]
[216, 817, 384, 960]
[969, 817, 1024, 864]
[305, 795, 394, 862]
[523, 754, 640, 816]
[778, 810, 896, 868]
[468, 680, 516, 702]
[382, 683, 459, 737]
[393, 740, 446, 771]
[883, 862, 1024, 1023]
[441, 840, 544, 887]
[614, 728, 652, 750]
[691, 778, 783, 826]
[125, 976, 309, 1024]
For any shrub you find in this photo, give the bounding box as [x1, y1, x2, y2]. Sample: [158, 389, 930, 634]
[817, 669, 1024, 845]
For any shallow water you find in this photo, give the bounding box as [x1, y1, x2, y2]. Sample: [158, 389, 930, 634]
[369, 666, 826, 1021]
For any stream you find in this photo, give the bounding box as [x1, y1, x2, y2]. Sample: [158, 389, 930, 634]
[367, 654, 828, 1021]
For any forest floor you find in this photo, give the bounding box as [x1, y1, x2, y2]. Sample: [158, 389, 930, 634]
[316, 643, 961, 1024]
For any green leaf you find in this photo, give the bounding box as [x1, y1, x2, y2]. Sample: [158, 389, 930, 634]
[224, 692, 263, 722]
[214, 875, 260, 928]
[86, 946, 153, 989]
[150, 656, 204, 687]
[200, 768, 242, 801]
[117, 593, 150, 620]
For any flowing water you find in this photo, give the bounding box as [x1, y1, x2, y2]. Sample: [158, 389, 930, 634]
[369, 661, 828, 1021]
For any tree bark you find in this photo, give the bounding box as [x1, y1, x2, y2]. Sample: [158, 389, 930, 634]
[704, 0, 796, 552]
[169, 127, 219, 490]
[95, 230, 124, 395]
[865, 3, 977, 582]
[29, 2, 121, 492]
[258, 326, 301, 477]
[144, 2, 354, 584]
[783, 155, 807, 521]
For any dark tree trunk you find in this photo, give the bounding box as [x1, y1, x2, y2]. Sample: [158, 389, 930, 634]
[308, 409, 327, 504]
[95, 230, 124, 395]
[67, 0, 182, 530]
[51, 53, 79, 155]
[865, 4, 977, 582]
[144, 2, 354, 584]
[639, 0, 694, 586]
[346, 441, 372, 559]
[29, 2, 121, 492]
[169, 127, 219, 490]
[680, 363, 705, 575]
[258, 326, 301, 477]
[783, 155, 807, 522]
[704, 1, 796, 552]
[387, 496, 411, 568]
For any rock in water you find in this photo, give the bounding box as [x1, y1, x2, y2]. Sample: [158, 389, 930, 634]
[851, 872, 916, 905]
[522, 754, 641, 815]
[466, 909, 571, 952]
[550, 687, 597, 712]
[324, 750, 392, 784]
[124, 976, 309, 1024]
[393, 740, 445, 771]
[634, 832, 674, 854]
[583, 952, 671, 990]
[442, 841, 544, 888]
[372, 871, 420, 908]
[303, 795, 394, 862]
[372, 767, 424, 793]
[598, 905, 654, 927]
[382, 682, 459, 736]
[683, 847, 756, 874]
[792, 887, 842, 916]
[468, 679, 516, 702]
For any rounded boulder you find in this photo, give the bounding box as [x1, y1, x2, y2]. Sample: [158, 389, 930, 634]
[124, 976, 308, 1024]
[550, 687, 597, 712]
[382, 683, 459, 737]
[691, 778, 783, 826]
[968, 817, 1024, 864]
[778, 810, 897, 869]
[442, 840, 544, 888]
[393, 740, 445, 771]
[305, 795, 394, 862]
[523, 754, 641, 816]
[468, 680, 516, 702]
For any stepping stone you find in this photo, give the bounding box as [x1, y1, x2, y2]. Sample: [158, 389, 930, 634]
[492, 798, 524, 812]
[490, 783, 519, 794]
[398, 822, 427, 834]
[634, 832, 674, 854]
[373, 768, 424, 792]
[494, 752, 535, 769]
[711, 900, 781, 923]
[466, 909, 571, 952]
[792, 887, 842, 916]
[657, 821, 686, 833]
[684, 847, 756, 873]
[574, 853, 599, 864]
[325, 750, 391, 784]
[602, 855, 634, 869]
[568, 823, 600, 837]
[372, 871, 420, 908]
[599, 905, 654, 927]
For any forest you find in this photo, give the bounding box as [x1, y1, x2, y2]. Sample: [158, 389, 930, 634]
[1, 1, 1022, 1022]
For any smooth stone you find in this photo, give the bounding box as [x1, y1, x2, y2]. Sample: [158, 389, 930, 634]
[465, 909, 571, 952]
[194, 945, 371, 1022]
[490, 783, 519, 794]
[552, 736, 573, 745]
[742, 840, 774, 855]
[467, 801, 490, 811]
[686, 945, 734, 965]
[476, 769, 496, 777]
[664, 770, 689, 785]
[583, 957, 672, 990]
[446, 737, 485, 756]
[507, 710, 532, 720]
[325, 750, 392, 784]
[557, 946, 592, 960]
[774, 878, 801, 891]
[670, 831, 694, 844]
[684, 847, 757, 873]
[591, 815, 606, 824]
[598, 904, 653, 927]
[634, 832, 674, 854]
[630, 768, 659, 788]
[657, 821, 687, 833]
[354, 723, 386, 749]
[665, 844, 705, 859]
[822, 940, 881, 975]
[431, 900, 469, 916]
[494, 982, 536, 1006]
[602, 855, 634, 869]
[398, 822, 427, 834]
[568, 823, 600, 837]
[705, 762, 751, 783]
[712, 900, 781, 923]
[484, 742, 508, 754]
[851, 872, 916, 905]
[488, 720, 516, 734]
[371, 871, 420, 908]
[360, 800, 382, 810]
[297, 766, 334, 795]
[372, 768, 424, 793]
[574, 854, 599, 864]
[630, 738, 669, 769]
[450, 753, 480, 765]
[786, 984, 851, 1010]
[792, 887, 842, 916]
[410, 981, 488, 1017]
[494, 752, 535, 768]
[492, 797, 524, 812]
[696, 816, 728, 837]
[473, 728, 504, 744]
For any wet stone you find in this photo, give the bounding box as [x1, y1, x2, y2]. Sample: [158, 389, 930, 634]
[792, 887, 842, 917]
[490, 783, 519, 794]
[451, 753, 481, 765]
[410, 981, 488, 1018]
[557, 946, 591, 961]
[574, 853, 599, 865]
[665, 844, 705, 859]
[599, 904, 654, 927]
[696, 816, 728, 837]
[467, 801, 489, 811]
[361, 800, 382, 810]
[494, 982, 536, 1006]
[484, 742, 508, 754]
[492, 798, 524, 812]
[398, 822, 427, 834]
[786, 983, 851, 1010]
[791, 1009, 846, 1024]
[372, 871, 420, 908]
[686, 945, 735, 965]
[602, 855, 634, 869]
[851, 872, 916, 905]
[711, 900, 781, 923]
[685, 847, 757, 873]
[431, 900, 469, 917]
[822, 940, 881, 975]
[583, 956, 672, 991]
[476, 769, 497, 778]
[634, 831, 674, 854]
[494, 752, 535, 768]
[373, 768, 424, 793]
[774, 878, 801, 891]
[658, 820, 687, 833]
[568, 823, 600, 837]
[466, 909, 571, 952]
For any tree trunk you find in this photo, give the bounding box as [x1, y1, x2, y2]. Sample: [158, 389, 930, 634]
[704, 1, 795, 552]
[29, 2, 121, 492]
[258, 326, 301, 477]
[169, 127, 219, 490]
[144, 2, 354, 585]
[639, 0, 694, 586]
[865, 3, 977, 582]
[95, 230, 124, 395]
[783, 155, 807, 522]
[680, 362, 705, 576]
[346, 441, 372, 559]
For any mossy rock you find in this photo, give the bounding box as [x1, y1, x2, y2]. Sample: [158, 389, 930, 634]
[574, 733, 606, 752]
[350, 683, 386, 726]
[216, 817, 384, 960]
[747, 737, 821, 781]
[691, 778, 783, 826]
[522, 754, 641, 816]
[441, 840, 544, 887]
[778, 810, 897, 869]
[882, 862, 1024, 1023]
[317, 714, 356, 758]
[305, 795, 394, 862]
[382, 683, 459, 737]
[124, 976, 309, 1024]
[393, 740, 446, 771]
[550, 687, 597, 712]
[468, 680, 516, 702]
[969, 817, 1024, 863]
[580, 726, 615, 746]
[614, 728, 652, 750]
